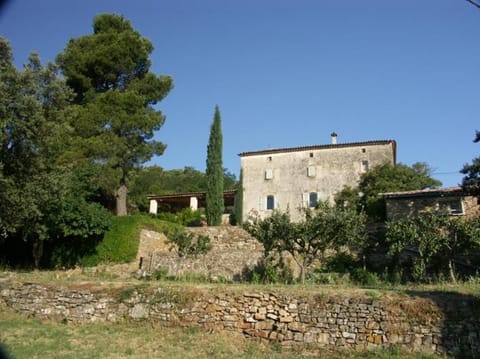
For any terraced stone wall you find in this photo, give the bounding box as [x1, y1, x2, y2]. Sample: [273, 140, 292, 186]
[1, 282, 479, 357]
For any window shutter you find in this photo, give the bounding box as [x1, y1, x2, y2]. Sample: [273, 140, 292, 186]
[265, 169, 273, 180]
[258, 196, 266, 211]
[309, 192, 318, 208]
[266, 195, 275, 210]
[307, 166, 316, 177]
[302, 193, 309, 208]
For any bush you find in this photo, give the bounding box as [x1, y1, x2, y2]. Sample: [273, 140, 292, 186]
[155, 208, 204, 226]
[350, 268, 381, 286]
[80, 215, 181, 266]
[152, 267, 169, 280]
[166, 230, 211, 258]
[323, 252, 358, 273]
[246, 258, 293, 284]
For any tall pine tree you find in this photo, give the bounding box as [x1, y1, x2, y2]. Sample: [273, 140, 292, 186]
[205, 106, 224, 226]
[57, 14, 172, 216]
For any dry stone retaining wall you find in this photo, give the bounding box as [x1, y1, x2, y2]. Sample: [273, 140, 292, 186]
[1, 282, 479, 357]
[136, 227, 264, 280]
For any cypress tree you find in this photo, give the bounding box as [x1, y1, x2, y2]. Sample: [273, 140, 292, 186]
[205, 106, 224, 225]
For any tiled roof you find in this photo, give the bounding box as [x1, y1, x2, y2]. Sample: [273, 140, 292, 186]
[382, 186, 464, 199]
[238, 140, 396, 157]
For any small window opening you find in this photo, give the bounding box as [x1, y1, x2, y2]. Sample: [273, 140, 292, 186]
[266, 195, 275, 210]
[309, 152, 314, 158]
[361, 160, 369, 172]
[309, 192, 318, 208]
[265, 169, 273, 180]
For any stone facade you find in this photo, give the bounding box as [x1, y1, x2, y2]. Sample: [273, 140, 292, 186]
[136, 227, 264, 281]
[1, 282, 478, 356]
[383, 187, 480, 221]
[239, 137, 396, 221]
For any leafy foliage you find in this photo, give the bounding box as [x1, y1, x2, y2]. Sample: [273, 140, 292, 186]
[57, 14, 173, 215]
[386, 213, 480, 282]
[245, 202, 367, 283]
[166, 230, 212, 258]
[81, 215, 181, 266]
[461, 130, 480, 192]
[205, 106, 224, 225]
[0, 38, 112, 267]
[336, 162, 441, 220]
[128, 165, 236, 212]
[155, 208, 204, 226]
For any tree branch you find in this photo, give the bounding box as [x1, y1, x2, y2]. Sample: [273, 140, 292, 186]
[466, 0, 480, 9]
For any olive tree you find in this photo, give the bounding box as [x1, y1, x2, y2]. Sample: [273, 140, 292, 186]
[245, 202, 366, 284]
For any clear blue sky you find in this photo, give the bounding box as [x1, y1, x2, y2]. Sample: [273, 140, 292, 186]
[1, 0, 479, 187]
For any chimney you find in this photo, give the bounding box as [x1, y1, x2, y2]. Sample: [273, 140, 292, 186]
[330, 132, 338, 145]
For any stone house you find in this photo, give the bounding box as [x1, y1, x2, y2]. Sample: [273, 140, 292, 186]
[239, 133, 397, 221]
[382, 186, 480, 221]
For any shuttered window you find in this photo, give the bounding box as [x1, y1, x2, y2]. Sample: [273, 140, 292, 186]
[266, 195, 275, 210]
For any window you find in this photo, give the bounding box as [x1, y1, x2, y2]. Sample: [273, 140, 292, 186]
[309, 152, 314, 158]
[307, 166, 316, 177]
[266, 195, 275, 210]
[309, 192, 318, 208]
[438, 198, 464, 215]
[265, 168, 273, 180]
[361, 160, 369, 172]
[302, 192, 318, 208]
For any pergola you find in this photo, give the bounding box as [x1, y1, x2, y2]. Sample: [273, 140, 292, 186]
[147, 190, 237, 214]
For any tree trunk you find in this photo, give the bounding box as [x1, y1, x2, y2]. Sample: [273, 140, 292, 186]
[448, 259, 457, 283]
[116, 183, 128, 216]
[32, 238, 44, 268]
[300, 264, 306, 285]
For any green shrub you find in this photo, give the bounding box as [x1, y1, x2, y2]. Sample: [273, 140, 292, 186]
[152, 267, 169, 280]
[166, 230, 211, 258]
[324, 252, 358, 273]
[350, 268, 381, 286]
[247, 258, 293, 284]
[311, 272, 349, 285]
[80, 215, 181, 266]
[154, 208, 204, 226]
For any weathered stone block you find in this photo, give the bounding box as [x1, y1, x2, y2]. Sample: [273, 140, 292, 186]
[318, 333, 330, 345]
[342, 332, 356, 340]
[365, 319, 380, 330]
[267, 313, 278, 320]
[130, 304, 149, 319]
[255, 320, 274, 331]
[367, 334, 382, 345]
[254, 313, 266, 320]
[288, 322, 307, 332]
[294, 332, 303, 341]
[279, 316, 294, 323]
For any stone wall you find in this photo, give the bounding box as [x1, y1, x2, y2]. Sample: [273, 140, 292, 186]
[136, 226, 264, 281]
[240, 141, 396, 221]
[385, 194, 480, 221]
[1, 282, 478, 357]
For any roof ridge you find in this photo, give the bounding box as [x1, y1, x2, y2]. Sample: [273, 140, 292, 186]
[238, 139, 396, 157]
